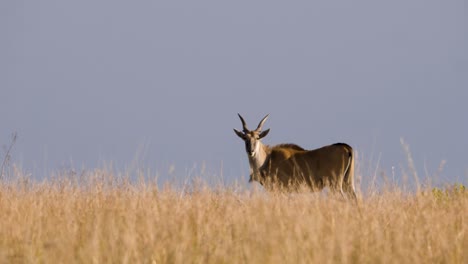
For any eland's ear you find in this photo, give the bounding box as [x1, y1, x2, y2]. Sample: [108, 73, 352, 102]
[233, 129, 246, 140]
[259, 129, 270, 139]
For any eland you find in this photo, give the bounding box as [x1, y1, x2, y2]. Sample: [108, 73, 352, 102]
[234, 114, 357, 200]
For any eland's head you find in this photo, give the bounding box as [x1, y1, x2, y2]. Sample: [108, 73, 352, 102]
[233, 114, 270, 157]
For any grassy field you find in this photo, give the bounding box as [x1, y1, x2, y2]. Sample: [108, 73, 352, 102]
[0, 167, 466, 264]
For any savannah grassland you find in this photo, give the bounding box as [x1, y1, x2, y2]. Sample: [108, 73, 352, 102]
[0, 166, 466, 264]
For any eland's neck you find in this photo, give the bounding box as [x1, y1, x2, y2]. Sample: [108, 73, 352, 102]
[248, 142, 269, 178]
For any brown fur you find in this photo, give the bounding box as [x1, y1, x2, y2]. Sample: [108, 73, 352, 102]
[259, 143, 356, 199]
[272, 143, 305, 151]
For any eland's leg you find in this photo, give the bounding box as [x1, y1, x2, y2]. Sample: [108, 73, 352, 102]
[343, 182, 357, 201]
[330, 180, 346, 200]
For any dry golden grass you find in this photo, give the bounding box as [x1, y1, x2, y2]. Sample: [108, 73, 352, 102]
[0, 169, 466, 264]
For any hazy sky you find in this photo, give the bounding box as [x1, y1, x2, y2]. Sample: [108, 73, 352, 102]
[1, 0, 467, 187]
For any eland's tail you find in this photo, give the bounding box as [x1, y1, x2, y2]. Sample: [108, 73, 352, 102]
[336, 143, 357, 201]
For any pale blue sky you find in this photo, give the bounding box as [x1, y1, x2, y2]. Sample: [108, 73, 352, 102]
[1, 0, 467, 187]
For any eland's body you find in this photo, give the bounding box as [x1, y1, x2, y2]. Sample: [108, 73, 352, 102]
[234, 114, 356, 200]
